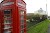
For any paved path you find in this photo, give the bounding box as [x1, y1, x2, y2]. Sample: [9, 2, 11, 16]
[47, 24, 50, 33]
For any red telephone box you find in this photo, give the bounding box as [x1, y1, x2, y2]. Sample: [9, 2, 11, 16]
[0, 0, 26, 33]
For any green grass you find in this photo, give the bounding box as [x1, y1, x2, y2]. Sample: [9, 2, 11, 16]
[27, 19, 50, 33]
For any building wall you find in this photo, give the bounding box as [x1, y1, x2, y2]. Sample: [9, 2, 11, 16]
[34, 8, 47, 15]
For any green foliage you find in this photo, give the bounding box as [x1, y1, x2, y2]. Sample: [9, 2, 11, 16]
[27, 20, 50, 33]
[27, 13, 47, 23]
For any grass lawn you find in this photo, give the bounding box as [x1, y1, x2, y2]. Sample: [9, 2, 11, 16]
[27, 19, 50, 33]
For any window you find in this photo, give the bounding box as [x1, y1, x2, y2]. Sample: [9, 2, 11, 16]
[21, 15, 24, 20]
[4, 25, 11, 28]
[4, 10, 11, 24]
[4, 15, 11, 18]
[4, 10, 11, 14]
[20, 10, 24, 32]
[4, 11, 11, 14]
[20, 10, 24, 15]
[21, 30, 24, 33]
[4, 20, 11, 24]
[20, 10, 24, 24]
[4, 29, 11, 33]
[4, 10, 11, 18]
[21, 25, 24, 29]
[21, 20, 24, 24]
[4, 9, 12, 33]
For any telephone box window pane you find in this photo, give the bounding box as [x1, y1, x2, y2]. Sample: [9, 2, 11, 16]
[21, 30, 24, 33]
[4, 11, 10, 14]
[4, 20, 11, 24]
[4, 15, 11, 18]
[21, 15, 24, 20]
[4, 10, 11, 14]
[21, 20, 24, 24]
[4, 25, 11, 28]
[20, 10, 24, 15]
[21, 25, 24, 29]
[4, 30, 11, 33]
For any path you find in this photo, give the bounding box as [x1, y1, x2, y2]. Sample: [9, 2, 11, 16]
[47, 24, 50, 33]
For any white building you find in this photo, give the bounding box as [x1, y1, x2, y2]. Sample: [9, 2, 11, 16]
[34, 8, 47, 15]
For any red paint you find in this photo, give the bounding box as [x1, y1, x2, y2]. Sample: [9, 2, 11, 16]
[0, 0, 26, 33]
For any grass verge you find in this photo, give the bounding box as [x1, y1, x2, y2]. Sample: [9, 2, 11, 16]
[27, 19, 50, 33]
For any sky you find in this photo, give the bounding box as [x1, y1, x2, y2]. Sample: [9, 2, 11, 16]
[24, 0, 50, 16]
[0, 0, 50, 16]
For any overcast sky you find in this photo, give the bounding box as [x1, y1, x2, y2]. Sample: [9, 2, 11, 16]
[24, 0, 50, 16]
[0, 0, 50, 16]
